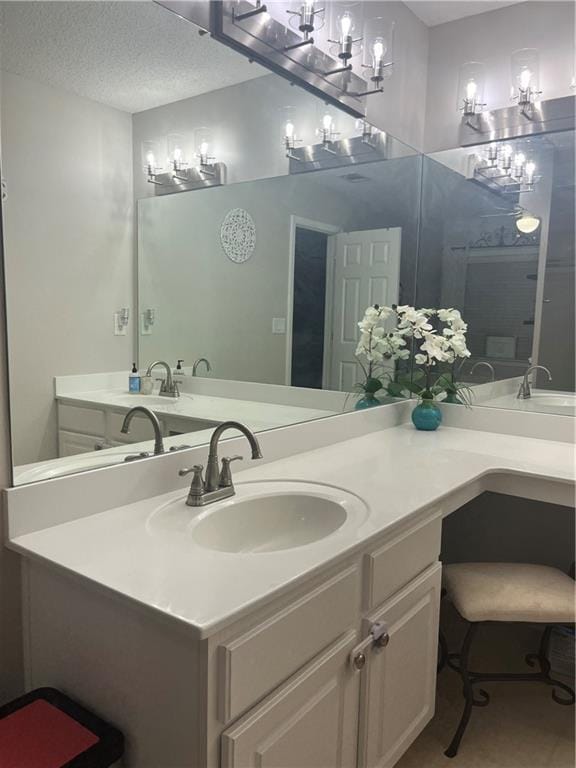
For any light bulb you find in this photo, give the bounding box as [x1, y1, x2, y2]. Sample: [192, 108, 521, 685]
[285, 121, 295, 139]
[323, 113, 333, 131]
[514, 152, 526, 168]
[516, 212, 540, 234]
[146, 151, 155, 168]
[466, 80, 477, 100]
[340, 11, 352, 38]
[173, 146, 182, 163]
[372, 38, 385, 64]
[200, 141, 209, 158]
[525, 161, 536, 181]
[519, 68, 532, 90]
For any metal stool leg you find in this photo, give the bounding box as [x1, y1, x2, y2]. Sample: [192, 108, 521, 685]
[445, 622, 479, 758]
[527, 625, 576, 705]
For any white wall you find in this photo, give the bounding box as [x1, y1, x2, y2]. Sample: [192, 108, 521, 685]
[424, 1, 576, 152]
[1, 72, 134, 465]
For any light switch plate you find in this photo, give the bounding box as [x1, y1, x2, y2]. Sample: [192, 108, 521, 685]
[113, 312, 127, 336]
[272, 317, 287, 335]
[140, 313, 152, 336]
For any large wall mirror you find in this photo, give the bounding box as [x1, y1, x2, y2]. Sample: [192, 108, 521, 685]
[1, 4, 573, 487]
[419, 131, 575, 417]
[0, 1, 421, 485]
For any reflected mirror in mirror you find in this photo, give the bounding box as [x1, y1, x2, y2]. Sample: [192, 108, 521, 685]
[418, 129, 575, 417]
[0, 1, 422, 485]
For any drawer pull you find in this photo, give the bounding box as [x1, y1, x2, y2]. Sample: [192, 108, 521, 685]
[349, 621, 389, 671]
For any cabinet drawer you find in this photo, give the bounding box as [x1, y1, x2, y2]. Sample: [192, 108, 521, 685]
[107, 411, 165, 443]
[218, 565, 360, 723]
[58, 430, 104, 457]
[221, 630, 359, 768]
[58, 404, 105, 436]
[364, 515, 441, 610]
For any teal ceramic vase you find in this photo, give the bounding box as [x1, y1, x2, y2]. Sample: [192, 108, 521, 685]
[355, 393, 381, 410]
[411, 399, 442, 430]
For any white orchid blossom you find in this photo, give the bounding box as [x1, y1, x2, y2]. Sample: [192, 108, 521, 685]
[355, 303, 471, 401]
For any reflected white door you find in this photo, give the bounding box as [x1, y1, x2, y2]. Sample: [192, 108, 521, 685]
[327, 228, 401, 392]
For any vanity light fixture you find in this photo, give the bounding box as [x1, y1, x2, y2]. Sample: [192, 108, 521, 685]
[285, 1, 323, 50]
[233, 0, 268, 22]
[511, 49, 542, 110]
[167, 134, 189, 181]
[516, 211, 540, 233]
[458, 62, 487, 117]
[359, 18, 394, 96]
[327, 3, 363, 74]
[145, 150, 163, 186]
[195, 128, 217, 177]
[318, 111, 339, 152]
[284, 119, 302, 160]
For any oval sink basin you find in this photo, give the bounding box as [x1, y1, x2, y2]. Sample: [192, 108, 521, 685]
[147, 481, 369, 554]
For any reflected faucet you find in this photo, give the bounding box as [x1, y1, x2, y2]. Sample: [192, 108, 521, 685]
[146, 360, 179, 398]
[121, 406, 164, 456]
[517, 365, 552, 399]
[179, 421, 263, 507]
[470, 361, 496, 382]
[192, 357, 212, 377]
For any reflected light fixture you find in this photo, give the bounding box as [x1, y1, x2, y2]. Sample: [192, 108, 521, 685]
[328, 8, 362, 65]
[144, 146, 163, 187]
[361, 19, 394, 95]
[285, 1, 324, 49]
[284, 118, 302, 160]
[516, 211, 540, 234]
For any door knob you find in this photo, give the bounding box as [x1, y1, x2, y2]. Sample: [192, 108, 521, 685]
[353, 652, 366, 670]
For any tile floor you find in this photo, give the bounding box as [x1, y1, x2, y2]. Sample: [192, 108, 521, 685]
[397, 608, 575, 768]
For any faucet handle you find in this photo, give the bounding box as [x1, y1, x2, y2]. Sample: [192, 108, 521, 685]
[219, 456, 243, 488]
[179, 464, 205, 500]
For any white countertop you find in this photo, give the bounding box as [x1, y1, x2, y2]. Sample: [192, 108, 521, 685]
[9, 422, 575, 638]
[14, 390, 336, 483]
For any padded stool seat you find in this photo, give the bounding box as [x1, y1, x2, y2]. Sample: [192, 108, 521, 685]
[443, 562, 576, 624]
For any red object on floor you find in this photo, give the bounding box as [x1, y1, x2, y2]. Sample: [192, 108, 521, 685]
[0, 699, 99, 768]
[0, 688, 124, 768]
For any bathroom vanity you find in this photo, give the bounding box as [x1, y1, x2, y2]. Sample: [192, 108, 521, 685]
[6, 403, 574, 767]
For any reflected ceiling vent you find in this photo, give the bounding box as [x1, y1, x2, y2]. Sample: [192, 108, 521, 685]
[340, 172, 371, 183]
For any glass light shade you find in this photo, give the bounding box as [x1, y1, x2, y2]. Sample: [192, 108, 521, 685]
[516, 212, 540, 234]
[362, 18, 394, 83]
[511, 49, 540, 104]
[316, 105, 337, 142]
[194, 127, 214, 165]
[457, 62, 486, 115]
[287, 1, 324, 34]
[328, 2, 363, 60]
[167, 133, 186, 171]
[142, 139, 164, 176]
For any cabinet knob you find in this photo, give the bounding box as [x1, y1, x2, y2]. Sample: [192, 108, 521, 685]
[374, 631, 390, 649]
[353, 652, 366, 671]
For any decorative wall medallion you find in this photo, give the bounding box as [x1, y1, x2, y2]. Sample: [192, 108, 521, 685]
[220, 208, 256, 263]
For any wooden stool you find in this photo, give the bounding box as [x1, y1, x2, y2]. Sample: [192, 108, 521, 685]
[442, 563, 575, 758]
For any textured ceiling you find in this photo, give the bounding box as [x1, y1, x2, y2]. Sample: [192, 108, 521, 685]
[404, 1, 525, 27]
[0, 1, 266, 113]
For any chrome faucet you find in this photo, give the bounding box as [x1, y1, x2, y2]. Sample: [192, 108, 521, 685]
[146, 360, 179, 398]
[179, 421, 262, 507]
[192, 357, 212, 377]
[470, 361, 496, 382]
[517, 365, 552, 399]
[121, 406, 164, 458]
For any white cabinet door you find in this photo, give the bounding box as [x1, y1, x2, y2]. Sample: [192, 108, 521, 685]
[358, 563, 442, 768]
[221, 631, 360, 768]
[328, 228, 401, 392]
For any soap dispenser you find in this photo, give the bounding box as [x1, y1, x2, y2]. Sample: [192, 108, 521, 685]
[173, 359, 185, 382]
[129, 363, 141, 393]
